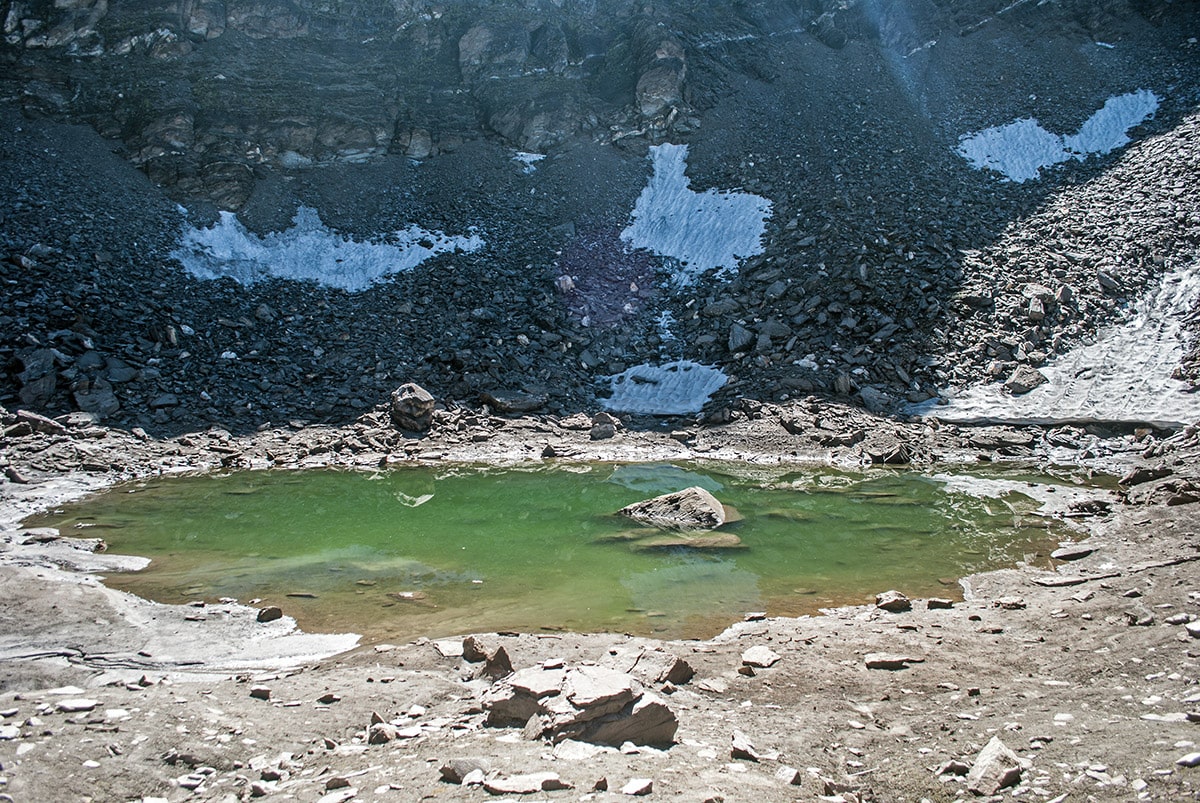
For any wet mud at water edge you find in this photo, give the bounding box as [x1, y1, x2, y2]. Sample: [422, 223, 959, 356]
[24, 462, 1097, 642]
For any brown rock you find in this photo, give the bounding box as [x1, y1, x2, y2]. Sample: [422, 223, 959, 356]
[1004, 365, 1048, 395]
[368, 722, 398, 744]
[875, 590, 911, 612]
[390, 383, 436, 431]
[256, 606, 283, 623]
[483, 772, 571, 794]
[864, 652, 924, 670]
[440, 757, 491, 784]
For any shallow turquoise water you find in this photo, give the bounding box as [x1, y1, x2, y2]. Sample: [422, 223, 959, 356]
[26, 463, 1077, 640]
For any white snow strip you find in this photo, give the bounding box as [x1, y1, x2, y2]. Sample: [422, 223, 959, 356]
[917, 261, 1200, 428]
[620, 143, 772, 285]
[603, 360, 728, 415]
[957, 90, 1159, 182]
[173, 206, 484, 292]
[930, 474, 1115, 517]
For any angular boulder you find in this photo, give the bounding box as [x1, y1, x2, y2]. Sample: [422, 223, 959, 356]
[1004, 365, 1048, 395]
[482, 665, 677, 747]
[966, 736, 1024, 795]
[618, 486, 727, 531]
[601, 646, 694, 686]
[390, 383, 436, 431]
[875, 589, 912, 613]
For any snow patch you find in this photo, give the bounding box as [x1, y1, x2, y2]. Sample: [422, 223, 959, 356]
[620, 143, 772, 285]
[930, 474, 1115, 518]
[957, 118, 1068, 183]
[513, 151, 545, 174]
[173, 206, 484, 292]
[917, 261, 1200, 428]
[603, 360, 728, 415]
[957, 89, 1159, 182]
[1062, 90, 1160, 157]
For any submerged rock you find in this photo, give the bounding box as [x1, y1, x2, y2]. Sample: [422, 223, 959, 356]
[628, 531, 743, 550]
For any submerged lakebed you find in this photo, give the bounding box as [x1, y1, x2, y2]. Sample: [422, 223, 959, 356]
[25, 463, 1097, 641]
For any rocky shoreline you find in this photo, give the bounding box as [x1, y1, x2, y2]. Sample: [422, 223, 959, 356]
[2, 404, 1200, 801]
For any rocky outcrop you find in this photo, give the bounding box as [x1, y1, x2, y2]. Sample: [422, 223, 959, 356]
[633, 27, 686, 121]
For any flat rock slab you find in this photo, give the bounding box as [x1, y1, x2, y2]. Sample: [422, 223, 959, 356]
[1051, 544, 1096, 561]
[483, 772, 571, 794]
[56, 698, 100, 713]
[621, 778, 653, 796]
[864, 652, 924, 670]
[629, 531, 744, 550]
[510, 667, 568, 699]
[433, 639, 464, 658]
[741, 646, 781, 668]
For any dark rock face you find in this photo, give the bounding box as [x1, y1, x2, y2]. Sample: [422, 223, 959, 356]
[4, 0, 1177, 212]
[0, 0, 1196, 435]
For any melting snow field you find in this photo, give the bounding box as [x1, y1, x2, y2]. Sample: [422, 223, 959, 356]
[173, 206, 484, 292]
[603, 361, 729, 415]
[957, 89, 1159, 182]
[920, 261, 1200, 428]
[620, 143, 772, 285]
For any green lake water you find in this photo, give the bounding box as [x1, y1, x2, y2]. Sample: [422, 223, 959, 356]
[25, 463, 1085, 641]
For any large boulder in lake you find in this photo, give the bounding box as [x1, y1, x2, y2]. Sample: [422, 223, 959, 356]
[618, 486, 727, 531]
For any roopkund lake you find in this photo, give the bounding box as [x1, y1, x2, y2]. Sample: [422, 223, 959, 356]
[25, 463, 1098, 640]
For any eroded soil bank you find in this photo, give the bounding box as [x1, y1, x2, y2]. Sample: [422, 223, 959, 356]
[2, 403, 1200, 802]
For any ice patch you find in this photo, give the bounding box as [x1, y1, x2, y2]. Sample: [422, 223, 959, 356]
[916, 261, 1200, 428]
[513, 151, 545, 174]
[603, 360, 728, 415]
[173, 206, 484, 292]
[1062, 90, 1160, 157]
[957, 90, 1159, 182]
[620, 143, 772, 285]
[957, 118, 1068, 183]
[930, 475, 1115, 518]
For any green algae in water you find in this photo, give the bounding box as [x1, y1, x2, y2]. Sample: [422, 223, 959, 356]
[26, 463, 1076, 640]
